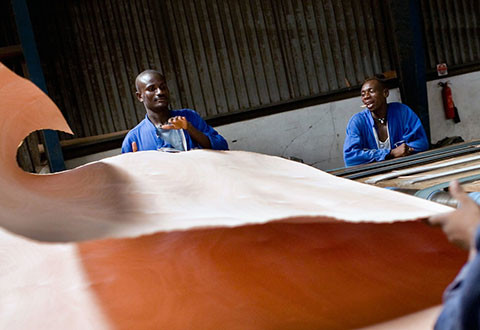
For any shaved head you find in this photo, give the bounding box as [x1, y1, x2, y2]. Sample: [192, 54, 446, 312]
[363, 74, 387, 91]
[135, 70, 165, 92]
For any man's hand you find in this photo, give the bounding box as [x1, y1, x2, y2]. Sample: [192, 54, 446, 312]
[429, 180, 480, 251]
[160, 115, 212, 149]
[161, 116, 189, 130]
[389, 143, 413, 158]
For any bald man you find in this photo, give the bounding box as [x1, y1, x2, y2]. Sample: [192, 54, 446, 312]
[122, 70, 228, 153]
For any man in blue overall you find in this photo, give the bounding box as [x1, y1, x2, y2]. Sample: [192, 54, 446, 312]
[122, 70, 228, 153]
[343, 77, 429, 166]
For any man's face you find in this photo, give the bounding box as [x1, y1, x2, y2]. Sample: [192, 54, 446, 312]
[360, 80, 388, 112]
[136, 73, 170, 111]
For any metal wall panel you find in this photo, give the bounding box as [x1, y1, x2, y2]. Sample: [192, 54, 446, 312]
[26, 0, 393, 140]
[420, 0, 480, 70]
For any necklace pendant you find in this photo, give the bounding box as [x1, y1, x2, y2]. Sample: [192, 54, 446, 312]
[378, 118, 386, 125]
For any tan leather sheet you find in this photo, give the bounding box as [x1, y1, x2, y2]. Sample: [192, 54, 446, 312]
[0, 64, 466, 329]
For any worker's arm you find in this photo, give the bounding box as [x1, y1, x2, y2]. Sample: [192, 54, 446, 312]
[429, 181, 480, 330]
[429, 180, 480, 255]
[121, 135, 138, 153]
[162, 112, 228, 150]
[387, 143, 413, 159]
[162, 116, 211, 149]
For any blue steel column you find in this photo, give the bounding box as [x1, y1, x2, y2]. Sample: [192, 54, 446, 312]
[11, 0, 66, 172]
[388, 0, 431, 143]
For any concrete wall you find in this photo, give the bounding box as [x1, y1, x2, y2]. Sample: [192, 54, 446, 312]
[65, 70, 479, 171]
[65, 149, 120, 170]
[427, 71, 480, 144]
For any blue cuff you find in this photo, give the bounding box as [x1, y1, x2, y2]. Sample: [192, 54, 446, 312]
[468, 192, 480, 206]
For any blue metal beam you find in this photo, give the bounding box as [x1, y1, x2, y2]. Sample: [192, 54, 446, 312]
[11, 0, 66, 172]
[388, 0, 431, 143]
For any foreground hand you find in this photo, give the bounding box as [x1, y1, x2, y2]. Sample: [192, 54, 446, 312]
[389, 143, 413, 158]
[429, 180, 480, 250]
[161, 116, 189, 130]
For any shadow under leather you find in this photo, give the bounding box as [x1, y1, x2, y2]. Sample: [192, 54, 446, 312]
[0, 161, 144, 243]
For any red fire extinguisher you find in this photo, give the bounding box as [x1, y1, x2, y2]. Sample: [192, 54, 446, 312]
[438, 81, 461, 123]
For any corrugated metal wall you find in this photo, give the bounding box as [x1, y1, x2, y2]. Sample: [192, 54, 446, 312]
[420, 0, 480, 70]
[4, 0, 479, 172]
[27, 0, 393, 140]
